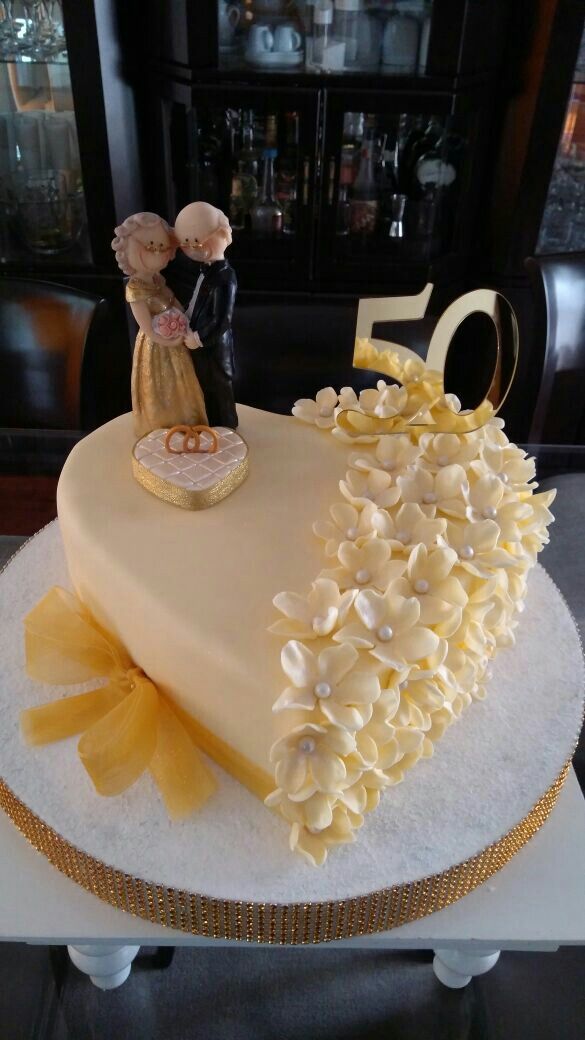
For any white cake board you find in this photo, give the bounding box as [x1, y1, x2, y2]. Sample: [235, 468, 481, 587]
[0, 522, 583, 909]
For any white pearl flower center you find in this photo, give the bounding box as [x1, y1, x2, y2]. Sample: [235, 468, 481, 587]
[312, 615, 326, 631]
[355, 568, 371, 584]
[314, 681, 332, 699]
[423, 492, 437, 504]
[483, 506, 497, 520]
[382, 460, 395, 471]
[396, 529, 410, 544]
[299, 737, 316, 755]
[377, 624, 394, 642]
[346, 526, 359, 540]
[460, 544, 475, 559]
[437, 454, 450, 466]
[498, 471, 509, 484]
[414, 578, 430, 594]
[319, 406, 332, 418]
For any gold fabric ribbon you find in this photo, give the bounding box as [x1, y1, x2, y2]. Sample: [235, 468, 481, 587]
[20, 586, 221, 819]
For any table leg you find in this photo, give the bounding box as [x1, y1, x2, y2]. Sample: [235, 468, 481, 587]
[67, 944, 140, 990]
[432, 947, 501, 989]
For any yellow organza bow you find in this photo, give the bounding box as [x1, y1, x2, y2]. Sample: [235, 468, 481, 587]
[20, 586, 217, 819]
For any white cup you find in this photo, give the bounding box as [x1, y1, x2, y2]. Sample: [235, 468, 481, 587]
[273, 24, 302, 52]
[246, 24, 274, 57]
[382, 13, 419, 73]
[218, 2, 241, 46]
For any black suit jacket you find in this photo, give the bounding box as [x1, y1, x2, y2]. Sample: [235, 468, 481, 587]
[188, 259, 238, 428]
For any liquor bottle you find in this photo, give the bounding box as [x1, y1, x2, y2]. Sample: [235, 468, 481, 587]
[379, 135, 400, 235]
[250, 148, 283, 233]
[229, 175, 245, 230]
[395, 113, 425, 193]
[265, 113, 278, 150]
[336, 184, 351, 235]
[349, 122, 379, 234]
[402, 116, 443, 197]
[277, 112, 299, 235]
[235, 116, 259, 221]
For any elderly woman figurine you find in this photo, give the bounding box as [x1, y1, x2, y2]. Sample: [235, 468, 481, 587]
[175, 202, 238, 429]
[112, 211, 208, 437]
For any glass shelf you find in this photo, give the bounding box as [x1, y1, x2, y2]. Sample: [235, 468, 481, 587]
[0, 52, 91, 266]
[218, 0, 432, 78]
[0, 54, 68, 65]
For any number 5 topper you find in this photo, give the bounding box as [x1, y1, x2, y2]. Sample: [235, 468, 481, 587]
[336, 283, 519, 438]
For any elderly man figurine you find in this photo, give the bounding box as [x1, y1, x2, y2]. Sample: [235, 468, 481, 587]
[174, 202, 238, 429]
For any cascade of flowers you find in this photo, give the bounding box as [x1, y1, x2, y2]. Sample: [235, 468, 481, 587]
[265, 355, 556, 866]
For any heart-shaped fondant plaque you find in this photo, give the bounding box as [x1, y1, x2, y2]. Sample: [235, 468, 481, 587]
[132, 427, 249, 509]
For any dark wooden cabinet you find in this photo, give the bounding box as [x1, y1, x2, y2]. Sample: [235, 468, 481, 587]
[138, 1, 509, 296]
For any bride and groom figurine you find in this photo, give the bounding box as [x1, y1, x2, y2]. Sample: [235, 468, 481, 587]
[112, 201, 238, 439]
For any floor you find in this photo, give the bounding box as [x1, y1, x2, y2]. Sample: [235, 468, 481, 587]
[0, 477, 584, 1038]
[1, 944, 584, 1040]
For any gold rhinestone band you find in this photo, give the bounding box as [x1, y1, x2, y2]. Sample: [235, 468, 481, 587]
[0, 762, 571, 943]
[0, 527, 582, 943]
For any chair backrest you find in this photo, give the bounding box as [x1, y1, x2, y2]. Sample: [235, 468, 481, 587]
[0, 278, 104, 430]
[525, 253, 585, 444]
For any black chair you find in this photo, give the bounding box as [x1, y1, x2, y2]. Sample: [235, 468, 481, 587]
[0, 278, 131, 473]
[525, 253, 585, 444]
[524, 255, 585, 787]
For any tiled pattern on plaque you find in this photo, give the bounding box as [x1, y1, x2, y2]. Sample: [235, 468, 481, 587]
[133, 429, 248, 491]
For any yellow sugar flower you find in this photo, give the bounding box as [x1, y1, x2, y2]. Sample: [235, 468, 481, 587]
[270, 578, 355, 640]
[348, 433, 421, 478]
[397, 464, 468, 519]
[270, 721, 356, 799]
[395, 543, 468, 634]
[419, 431, 479, 472]
[313, 501, 378, 557]
[321, 536, 406, 592]
[439, 519, 522, 577]
[292, 386, 339, 428]
[372, 502, 447, 551]
[273, 640, 381, 730]
[334, 587, 441, 672]
[340, 467, 401, 510]
[466, 475, 533, 541]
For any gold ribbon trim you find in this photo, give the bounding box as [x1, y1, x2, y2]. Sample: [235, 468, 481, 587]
[20, 587, 271, 818]
[132, 446, 249, 511]
[0, 762, 570, 943]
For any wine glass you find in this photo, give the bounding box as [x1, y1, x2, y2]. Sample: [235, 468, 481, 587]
[0, 1, 21, 58]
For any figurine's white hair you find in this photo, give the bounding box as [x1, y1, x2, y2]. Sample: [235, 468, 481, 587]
[111, 211, 174, 276]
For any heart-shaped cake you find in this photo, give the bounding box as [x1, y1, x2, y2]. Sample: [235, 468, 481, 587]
[57, 374, 554, 864]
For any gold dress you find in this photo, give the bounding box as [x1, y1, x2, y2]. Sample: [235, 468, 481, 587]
[126, 273, 208, 437]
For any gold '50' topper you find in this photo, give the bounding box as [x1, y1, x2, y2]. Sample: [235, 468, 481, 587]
[336, 283, 519, 438]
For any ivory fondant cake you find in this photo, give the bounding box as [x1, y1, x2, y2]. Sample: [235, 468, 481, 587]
[55, 367, 556, 865]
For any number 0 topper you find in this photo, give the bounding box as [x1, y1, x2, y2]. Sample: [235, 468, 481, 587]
[336, 284, 519, 437]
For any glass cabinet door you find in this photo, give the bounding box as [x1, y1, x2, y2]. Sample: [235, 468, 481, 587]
[218, 1, 432, 78]
[316, 91, 469, 286]
[537, 25, 585, 255]
[163, 85, 319, 286]
[0, 2, 90, 265]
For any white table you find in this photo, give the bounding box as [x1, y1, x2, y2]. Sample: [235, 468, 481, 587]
[1, 768, 584, 992]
